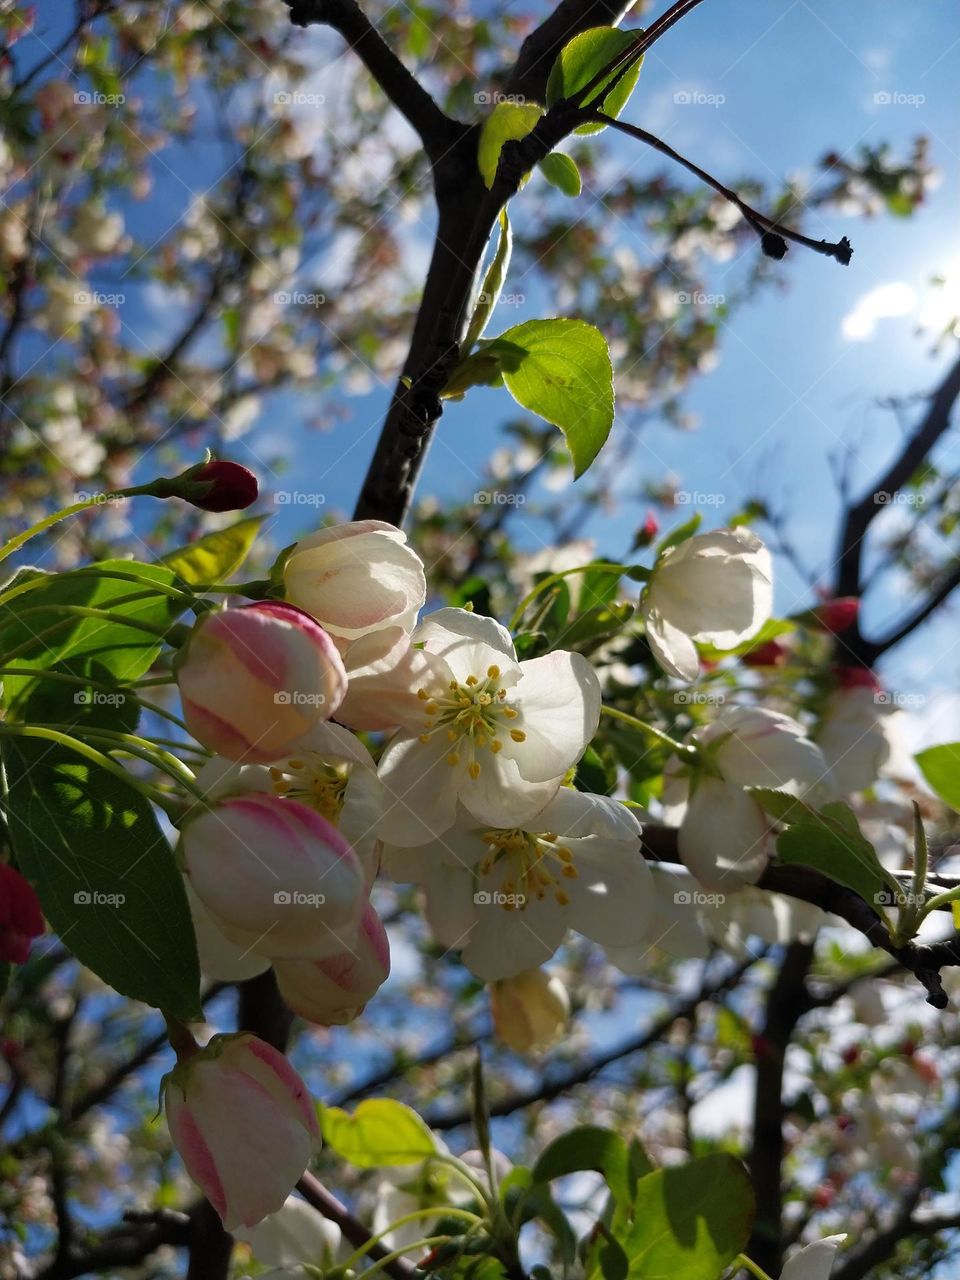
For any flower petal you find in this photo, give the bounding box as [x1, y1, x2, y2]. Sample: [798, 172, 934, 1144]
[509, 651, 601, 782]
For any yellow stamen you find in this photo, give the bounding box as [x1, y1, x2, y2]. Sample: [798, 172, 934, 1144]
[447, 751, 460, 766]
[510, 729, 526, 743]
[468, 762, 481, 779]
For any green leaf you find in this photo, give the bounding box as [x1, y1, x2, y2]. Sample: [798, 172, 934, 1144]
[532, 1126, 651, 1211]
[477, 101, 544, 188]
[915, 743, 960, 811]
[619, 1155, 754, 1279]
[14, 657, 140, 735]
[0, 561, 186, 707]
[751, 790, 896, 907]
[654, 515, 702, 556]
[546, 27, 644, 135]
[539, 151, 582, 196]
[442, 352, 505, 401]
[2, 740, 201, 1019]
[162, 515, 263, 586]
[697, 617, 794, 661]
[319, 1099, 437, 1168]
[489, 319, 615, 477]
[464, 210, 513, 349]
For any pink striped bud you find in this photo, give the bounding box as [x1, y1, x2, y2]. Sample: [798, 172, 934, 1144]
[0, 864, 44, 964]
[177, 602, 347, 763]
[182, 794, 364, 959]
[273, 902, 390, 1025]
[163, 1032, 320, 1230]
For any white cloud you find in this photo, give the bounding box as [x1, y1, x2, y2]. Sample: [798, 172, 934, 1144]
[841, 281, 917, 341]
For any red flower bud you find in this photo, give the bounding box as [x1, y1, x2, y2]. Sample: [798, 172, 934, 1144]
[189, 461, 258, 512]
[812, 597, 860, 634]
[742, 638, 788, 668]
[833, 665, 882, 692]
[634, 511, 660, 548]
[841, 1045, 860, 1066]
[0, 864, 44, 965]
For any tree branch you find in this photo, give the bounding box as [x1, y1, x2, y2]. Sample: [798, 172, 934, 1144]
[869, 561, 960, 658]
[297, 1173, 419, 1280]
[284, 0, 458, 160]
[505, 0, 630, 102]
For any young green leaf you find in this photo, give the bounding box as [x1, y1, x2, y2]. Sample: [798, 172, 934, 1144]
[2, 741, 201, 1019]
[531, 1126, 651, 1211]
[619, 1154, 754, 1279]
[539, 151, 582, 196]
[915, 742, 960, 812]
[477, 102, 544, 188]
[319, 1098, 437, 1167]
[546, 27, 644, 135]
[488, 318, 615, 477]
[162, 514, 263, 586]
[464, 210, 513, 349]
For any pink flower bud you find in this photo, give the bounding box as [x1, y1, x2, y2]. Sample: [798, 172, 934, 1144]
[182, 794, 365, 959]
[741, 638, 788, 668]
[273, 902, 390, 1025]
[163, 1032, 320, 1230]
[811, 596, 860, 634]
[634, 510, 660, 548]
[0, 864, 44, 964]
[178, 602, 347, 763]
[189, 460, 259, 512]
[833, 664, 882, 692]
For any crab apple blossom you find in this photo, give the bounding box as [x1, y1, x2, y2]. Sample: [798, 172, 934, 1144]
[185, 881, 271, 983]
[0, 863, 44, 964]
[282, 520, 426, 643]
[181, 792, 365, 960]
[377, 608, 602, 846]
[163, 1032, 320, 1231]
[384, 788, 653, 980]
[335, 625, 438, 732]
[780, 1235, 846, 1280]
[640, 528, 773, 682]
[195, 721, 385, 889]
[490, 968, 570, 1052]
[816, 686, 907, 795]
[664, 705, 831, 890]
[177, 602, 346, 764]
[273, 901, 390, 1025]
[235, 1196, 341, 1269]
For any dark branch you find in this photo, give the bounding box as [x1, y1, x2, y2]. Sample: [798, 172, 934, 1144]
[283, 0, 458, 160]
[870, 561, 960, 658]
[297, 1173, 419, 1280]
[592, 113, 852, 265]
[506, 0, 630, 102]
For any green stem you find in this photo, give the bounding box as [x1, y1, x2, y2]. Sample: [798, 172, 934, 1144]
[0, 566, 197, 611]
[359, 1236, 456, 1280]
[0, 597, 179, 666]
[0, 666, 190, 735]
[601, 704, 693, 756]
[509, 561, 628, 632]
[35, 725, 204, 797]
[0, 493, 136, 567]
[0, 725, 181, 816]
[735, 1254, 775, 1280]
[340, 1208, 482, 1271]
